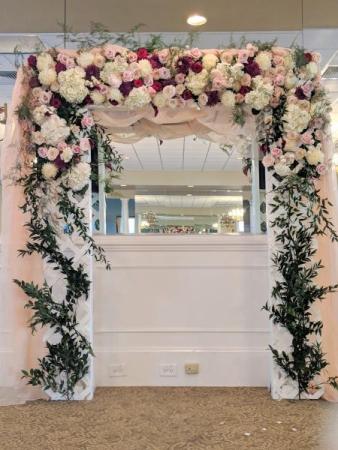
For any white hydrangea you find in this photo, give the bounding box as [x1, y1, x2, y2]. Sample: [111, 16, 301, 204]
[108, 88, 123, 103]
[186, 69, 209, 95]
[100, 59, 129, 83]
[38, 68, 57, 86]
[202, 54, 219, 70]
[40, 115, 70, 146]
[90, 90, 106, 104]
[245, 76, 273, 110]
[138, 59, 153, 77]
[37, 53, 54, 71]
[255, 51, 272, 71]
[283, 103, 311, 133]
[42, 162, 58, 179]
[66, 162, 91, 191]
[221, 90, 235, 108]
[229, 63, 245, 81]
[306, 146, 324, 165]
[124, 87, 151, 109]
[58, 67, 88, 104]
[153, 92, 167, 108]
[77, 51, 94, 68]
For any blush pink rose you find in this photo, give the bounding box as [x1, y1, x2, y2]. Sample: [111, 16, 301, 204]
[72, 145, 81, 154]
[127, 52, 138, 63]
[159, 67, 171, 79]
[212, 77, 225, 90]
[274, 74, 285, 86]
[302, 81, 313, 97]
[57, 142, 67, 151]
[81, 115, 94, 128]
[262, 154, 275, 168]
[80, 137, 91, 152]
[315, 129, 324, 141]
[143, 75, 154, 87]
[272, 47, 289, 57]
[108, 74, 122, 88]
[123, 70, 134, 82]
[246, 43, 258, 57]
[38, 146, 48, 158]
[301, 131, 314, 145]
[241, 73, 252, 87]
[104, 44, 124, 60]
[175, 73, 186, 84]
[190, 48, 203, 59]
[238, 49, 249, 63]
[271, 147, 282, 158]
[316, 163, 327, 175]
[158, 48, 170, 63]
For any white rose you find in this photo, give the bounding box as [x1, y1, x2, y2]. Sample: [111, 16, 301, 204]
[202, 54, 219, 70]
[40, 115, 70, 146]
[66, 162, 91, 191]
[90, 90, 106, 105]
[108, 88, 123, 103]
[138, 59, 152, 77]
[274, 163, 291, 177]
[42, 162, 58, 179]
[198, 93, 208, 107]
[60, 146, 73, 163]
[255, 52, 272, 71]
[46, 146, 59, 161]
[124, 87, 151, 109]
[162, 85, 176, 99]
[305, 146, 324, 165]
[37, 53, 54, 71]
[38, 68, 57, 86]
[77, 51, 94, 68]
[221, 90, 235, 108]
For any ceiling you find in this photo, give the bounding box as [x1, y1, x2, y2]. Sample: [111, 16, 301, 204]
[1, 0, 338, 32]
[116, 136, 243, 172]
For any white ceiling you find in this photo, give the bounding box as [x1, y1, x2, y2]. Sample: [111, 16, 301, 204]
[116, 136, 243, 172]
[136, 194, 243, 208]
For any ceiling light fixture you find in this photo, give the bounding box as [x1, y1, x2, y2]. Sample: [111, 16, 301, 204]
[120, 184, 127, 187]
[187, 14, 207, 26]
[187, 185, 194, 188]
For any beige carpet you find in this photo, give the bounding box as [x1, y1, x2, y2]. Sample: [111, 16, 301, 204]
[0, 387, 338, 450]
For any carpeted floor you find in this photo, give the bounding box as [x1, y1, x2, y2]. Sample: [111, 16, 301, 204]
[0, 387, 338, 450]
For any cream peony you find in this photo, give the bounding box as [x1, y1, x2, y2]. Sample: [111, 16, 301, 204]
[66, 162, 91, 191]
[38, 68, 57, 86]
[202, 54, 219, 70]
[37, 53, 54, 71]
[255, 52, 272, 71]
[42, 162, 58, 179]
[77, 51, 94, 68]
[186, 69, 209, 95]
[305, 146, 324, 165]
[283, 104, 311, 133]
[124, 87, 151, 109]
[221, 90, 235, 108]
[40, 115, 70, 146]
[58, 67, 88, 104]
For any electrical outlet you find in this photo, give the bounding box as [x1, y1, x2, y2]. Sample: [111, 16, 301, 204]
[159, 363, 177, 377]
[185, 362, 199, 375]
[109, 363, 126, 377]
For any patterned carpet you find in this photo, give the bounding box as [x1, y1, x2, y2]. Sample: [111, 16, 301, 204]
[0, 387, 338, 450]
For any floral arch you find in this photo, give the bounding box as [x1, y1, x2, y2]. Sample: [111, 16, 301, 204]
[2, 42, 338, 402]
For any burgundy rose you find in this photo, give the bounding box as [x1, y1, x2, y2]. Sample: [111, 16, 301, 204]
[304, 52, 312, 63]
[182, 89, 193, 100]
[119, 81, 134, 96]
[191, 61, 203, 73]
[244, 58, 261, 77]
[27, 54, 37, 69]
[149, 55, 162, 69]
[176, 56, 193, 75]
[55, 62, 66, 73]
[50, 95, 62, 108]
[206, 91, 219, 106]
[54, 156, 67, 171]
[85, 64, 100, 80]
[239, 86, 251, 96]
[137, 47, 149, 60]
[109, 99, 119, 106]
[29, 76, 40, 88]
[83, 95, 94, 105]
[152, 81, 163, 92]
[295, 86, 306, 100]
[133, 78, 144, 88]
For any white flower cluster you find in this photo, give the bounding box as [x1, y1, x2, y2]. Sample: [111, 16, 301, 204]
[58, 67, 89, 104]
[124, 87, 151, 110]
[66, 162, 91, 191]
[283, 104, 311, 133]
[245, 76, 273, 110]
[40, 115, 70, 146]
[186, 69, 209, 95]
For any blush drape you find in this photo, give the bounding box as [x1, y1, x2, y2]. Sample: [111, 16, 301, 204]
[0, 68, 46, 405]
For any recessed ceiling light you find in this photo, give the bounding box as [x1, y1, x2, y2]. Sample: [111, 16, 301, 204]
[187, 14, 207, 26]
[120, 184, 127, 187]
[187, 185, 194, 188]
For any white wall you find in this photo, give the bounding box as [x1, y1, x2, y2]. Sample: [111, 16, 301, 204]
[0, 234, 271, 387]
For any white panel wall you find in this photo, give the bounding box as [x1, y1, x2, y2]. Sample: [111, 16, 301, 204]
[0, 235, 270, 387]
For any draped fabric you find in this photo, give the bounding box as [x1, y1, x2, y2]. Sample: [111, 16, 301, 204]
[0, 67, 337, 404]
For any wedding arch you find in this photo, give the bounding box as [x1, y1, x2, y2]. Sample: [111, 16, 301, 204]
[2, 41, 338, 402]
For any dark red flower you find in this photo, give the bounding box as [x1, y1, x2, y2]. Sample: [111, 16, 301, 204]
[191, 61, 203, 73]
[133, 78, 144, 88]
[260, 144, 269, 155]
[182, 89, 193, 100]
[83, 95, 94, 105]
[244, 58, 261, 77]
[29, 76, 40, 88]
[55, 62, 66, 73]
[152, 81, 163, 92]
[27, 54, 37, 69]
[54, 155, 67, 171]
[239, 86, 251, 96]
[304, 52, 312, 63]
[109, 99, 119, 106]
[206, 91, 219, 106]
[176, 56, 193, 75]
[137, 47, 149, 60]
[85, 64, 100, 80]
[149, 55, 162, 69]
[161, 78, 176, 87]
[119, 81, 134, 96]
[295, 86, 306, 100]
[50, 95, 62, 108]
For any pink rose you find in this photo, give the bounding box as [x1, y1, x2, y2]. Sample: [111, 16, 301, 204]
[57, 142, 67, 151]
[272, 47, 289, 57]
[98, 84, 109, 95]
[316, 163, 327, 175]
[235, 93, 245, 103]
[80, 137, 91, 152]
[57, 53, 69, 65]
[127, 52, 138, 63]
[175, 73, 186, 84]
[271, 147, 282, 158]
[274, 74, 285, 86]
[39, 90, 52, 105]
[108, 74, 122, 88]
[301, 131, 314, 145]
[104, 44, 124, 59]
[159, 67, 171, 79]
[81, 115, 94, 128]
[212, 77, 225, 90]
[38, 146, 48, 158]
[143, 75, 154, 87]
[158, 48, 170, 63]
[147, 86, 156, 96]
[220, 49, 236, 63]
[65, 58, 76, 69]
[123, 70, 134, 82]
[72, 145, 81, 154]
[190, 48, 203, 59]
[302, 81, 313, 97]
[315, 129, 324, 141]
[262, 154, 275, 168]
[241, 73, 252, 87]
[273, 55, 284, 67]
[238, 49, 249, 63]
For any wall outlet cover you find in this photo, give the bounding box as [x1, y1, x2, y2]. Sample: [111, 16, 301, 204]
[159, 363, 177, 377]
[185, 362, 200, 375]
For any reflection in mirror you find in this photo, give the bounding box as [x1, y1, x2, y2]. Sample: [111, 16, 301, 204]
[92, 136, 266, 235]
